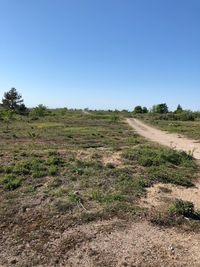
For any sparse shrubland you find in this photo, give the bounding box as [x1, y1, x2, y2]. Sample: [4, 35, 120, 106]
[0, 94, 200, 266]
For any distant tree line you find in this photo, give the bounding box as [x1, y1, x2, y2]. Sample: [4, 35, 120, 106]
[133, 103, 198, 121]
[1, 88, 200, 122]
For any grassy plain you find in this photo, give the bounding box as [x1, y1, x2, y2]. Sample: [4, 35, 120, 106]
[0, 109, 199, 266]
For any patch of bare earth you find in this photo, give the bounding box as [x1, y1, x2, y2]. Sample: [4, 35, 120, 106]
[1, 216, 200, 267]
[63, 220, 200, 267]
[76, 149, 95, 161]
[102, 151, 123, 167]
[141, 181, 200, 210]
[75, 149, 124, 168]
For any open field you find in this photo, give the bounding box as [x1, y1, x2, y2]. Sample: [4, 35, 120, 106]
[1, 110, 200, 266]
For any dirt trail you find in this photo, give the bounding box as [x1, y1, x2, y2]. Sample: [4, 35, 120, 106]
[126, 118, 200, 210]
[126, 118, 200, 160]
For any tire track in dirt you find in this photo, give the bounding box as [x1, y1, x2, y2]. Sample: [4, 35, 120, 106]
[126, 118, 200, 160]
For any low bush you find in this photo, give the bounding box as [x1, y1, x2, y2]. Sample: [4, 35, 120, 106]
[123, 145, 195, 167]
[1, 174, 21, 190]
[150, 199, 200, 228]
[147, 166, 194, 187]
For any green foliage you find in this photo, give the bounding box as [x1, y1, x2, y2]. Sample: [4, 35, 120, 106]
[46, 156, 63, 166]
[0, 155, 64, 190]
[0, 109, 199, 234]
[1, 174, 21, 190]
[48, 165, 58, 175]
[152, 103, 168, 114]
[169, 199, 194, 217]
[134, 106, 148, 114]
[123, 146, 194, 167]
[123, 145, 196, 187]
[2, 88, 24, 111]
[142, 106, 148, 113]
[91, 190, 126, 203]
[148, 166, 194, 187]
[134, 106, 143, 114]
[151, 199, 200, 228]
[30, 104, 48, 117]
[2, 110, 15, 130]
[68, 193, 81, 202]
[110, 114, 120, 122]
[175, 104, 183, 114]
[27, 131, 40, 139]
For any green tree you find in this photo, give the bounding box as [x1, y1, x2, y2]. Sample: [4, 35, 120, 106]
[30, 104, 48, 117]
[2, 88, 24, 111]
[142, 107, 148, 113]
[152, 103, 168, 114]
[134, 106, 143, 114]
[175, 104, 183, 113]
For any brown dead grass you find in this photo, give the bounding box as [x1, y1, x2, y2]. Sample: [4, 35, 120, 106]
[102, 151, 123, 167]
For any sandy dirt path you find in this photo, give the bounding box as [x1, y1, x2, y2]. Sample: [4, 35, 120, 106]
[126, 118, 200, 160]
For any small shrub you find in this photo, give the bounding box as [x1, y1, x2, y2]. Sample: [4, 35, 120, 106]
[148, 166, 194, 187]
[48, 165, 58, 176]
[1, 174, 21, 190]
[46, 156, 62, 166]
[123, 146, 194, 167]
[68, 193, 81, 202]
[32, 170, 46, 178]
[150, 199, 199, 227]
[171, 199, 194, 217]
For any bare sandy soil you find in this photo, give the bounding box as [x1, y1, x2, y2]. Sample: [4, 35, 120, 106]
[141, 181, 200, 210]
[2, 217, 200, 267]
[126, 118, 200, 160]
[63, 219, 200, 267]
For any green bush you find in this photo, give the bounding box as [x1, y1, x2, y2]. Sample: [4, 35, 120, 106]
[48, 165, 58, 176]
[1, 174, 21, 190]
[171, 199, 194, 217]
[151, 199, 198, 227]
[148, 166, 194, 187]
[123, 146, 194, 167]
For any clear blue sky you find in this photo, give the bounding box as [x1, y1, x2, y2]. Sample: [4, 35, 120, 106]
[0, 0, 200, 110]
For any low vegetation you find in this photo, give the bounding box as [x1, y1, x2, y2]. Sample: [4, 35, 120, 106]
[151, 199, 200, 231]
[133, 102, 200, 140]
[0, 90, 200, 265]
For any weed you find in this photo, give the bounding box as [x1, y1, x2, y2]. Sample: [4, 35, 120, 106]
[150, 199, 200, 228]
[1, 174, 21, 190]
[48, 165, 58, 176]
[68, 193, 81, 202]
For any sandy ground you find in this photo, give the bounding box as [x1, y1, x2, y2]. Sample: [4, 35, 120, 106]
[2, 218, 200, 267]
[126, 118, 200, 159]
[63, 219, 200, 267]
[141, 181, 200, 210]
